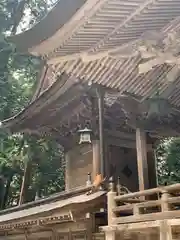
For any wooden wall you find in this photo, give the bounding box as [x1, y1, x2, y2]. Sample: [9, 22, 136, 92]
[108, 145, 139, 192]
[65, 144, 93, 190]
[65, 141, 157, 191]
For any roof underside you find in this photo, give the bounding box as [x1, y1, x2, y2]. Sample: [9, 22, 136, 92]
[3, 72, 180, 148]
[5, 0, 180, 141]
[3, 73, 139, 147]
[22, 0, 180, 108]
[28, 0, 180, 57]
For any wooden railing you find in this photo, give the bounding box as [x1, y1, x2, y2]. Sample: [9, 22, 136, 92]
[107, 180, 180, 226]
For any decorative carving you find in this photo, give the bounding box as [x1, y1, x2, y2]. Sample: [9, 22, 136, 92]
[39, 211, 74, 225]
[137, 30, 180, 82]
[117, 92, 180, 134]
[122, 165, 132, 178]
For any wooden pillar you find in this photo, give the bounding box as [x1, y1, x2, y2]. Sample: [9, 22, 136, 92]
[92, 140, 100, 179]
[147, 149, 157, 189]
[97, 87, 105, 177]
[65, 151, 70, 191]
[107, 177, 116, 226]
[136, 128, 149, 191]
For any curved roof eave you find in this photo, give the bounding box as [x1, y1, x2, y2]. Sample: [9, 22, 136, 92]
[1, 72, 71, 131]
[0, 190, 106, 224]
[1, 73, 90, 133]
[9, 0, 87, 54]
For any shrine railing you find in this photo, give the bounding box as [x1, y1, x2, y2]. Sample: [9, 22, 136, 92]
[107, 181, 180, 225]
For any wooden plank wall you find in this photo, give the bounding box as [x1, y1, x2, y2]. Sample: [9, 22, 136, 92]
[66, 144, 93, 190]
[108, 145, 139, 192]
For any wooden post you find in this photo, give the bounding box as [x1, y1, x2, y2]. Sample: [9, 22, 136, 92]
[161, 190, 170, 212]
[147, 147, 158, 200]
[160, 220, 172, 240]
[25, 229, 30, 240]
[147, 150, 157, 188]
[136, 128, 149, 191]
[133, 204, 141, 216]
[97, 87, 105, 178]
[107, 177, 116, 226]
[147, 145, 157, 189]
[52, 229, 56, 240]
[105, 230, 116, 240]
[92, 140, 101, 179]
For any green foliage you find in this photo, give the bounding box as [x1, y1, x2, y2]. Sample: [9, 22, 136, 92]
[156, 138, 180, 185]
[0, 0, 63, 208]
[0, 133, 65, 206]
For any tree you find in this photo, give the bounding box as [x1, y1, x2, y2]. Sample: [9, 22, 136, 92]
[156, 138, 180, 185]
[18, 136, 65, 204]
[0, 0, 64, 208]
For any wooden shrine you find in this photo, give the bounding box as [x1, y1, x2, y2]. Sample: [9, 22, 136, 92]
[2, 0, 180, 239]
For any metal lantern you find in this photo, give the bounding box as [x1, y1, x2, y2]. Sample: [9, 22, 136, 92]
[78, 127, 92, 144]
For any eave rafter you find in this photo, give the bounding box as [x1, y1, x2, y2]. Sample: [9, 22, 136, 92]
[89, 0, 159, 53]
[45, 15, 180, 109]
[48, 56, 178, 105]
[34, 0, 180, 59]
[13, 0, 180, 108]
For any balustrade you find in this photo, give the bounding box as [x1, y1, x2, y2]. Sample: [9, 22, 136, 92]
[105, 179, 180, 239]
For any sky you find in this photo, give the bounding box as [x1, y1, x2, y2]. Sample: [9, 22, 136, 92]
[17, 0, 57, 34]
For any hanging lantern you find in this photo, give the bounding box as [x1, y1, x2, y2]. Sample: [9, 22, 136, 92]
[146, 96, 171, 118]
[78, 127, 92, 144]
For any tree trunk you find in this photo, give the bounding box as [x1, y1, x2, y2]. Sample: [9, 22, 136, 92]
[19, 160, 32, 205]
[2, 174, 13, 209]
[0, 177, 5, 209]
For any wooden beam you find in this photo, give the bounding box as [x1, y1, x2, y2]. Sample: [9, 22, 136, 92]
[136, 128, 149, 191]
[47, 43, 136, 65]
[105, 129, 135, 140]
[107, 137, 136, 149]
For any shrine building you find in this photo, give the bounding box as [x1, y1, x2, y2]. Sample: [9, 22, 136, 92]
[1, 0, 180, 239]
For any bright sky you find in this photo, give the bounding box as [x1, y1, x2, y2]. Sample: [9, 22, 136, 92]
[17, 0, 57, 34]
